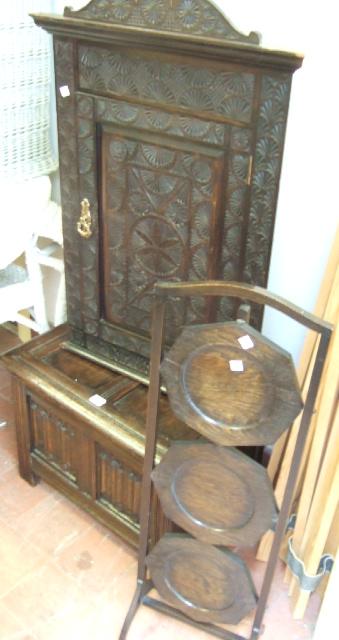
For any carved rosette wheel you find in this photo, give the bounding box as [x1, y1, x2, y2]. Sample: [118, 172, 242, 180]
[141, 0, 167, 26]
[152, 442, 277, 546]
[132, 215, 184, 277]
[146, 535, 257, 624]
[161, 321, 303, 446]
[111, 0, 132, 21]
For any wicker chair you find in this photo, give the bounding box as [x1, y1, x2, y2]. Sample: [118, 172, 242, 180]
[0, 229, 50, 335]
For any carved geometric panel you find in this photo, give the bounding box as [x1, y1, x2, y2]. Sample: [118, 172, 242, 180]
[71, 90, 263, 368]
[100, 125, 226, 339]
[78, 45, 255, 124]
[95, 97, 226, 147]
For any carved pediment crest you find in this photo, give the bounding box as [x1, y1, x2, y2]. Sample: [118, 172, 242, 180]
[64, 0, 260, 44]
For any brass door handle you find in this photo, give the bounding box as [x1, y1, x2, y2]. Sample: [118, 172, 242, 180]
[77, 198, 92, 239]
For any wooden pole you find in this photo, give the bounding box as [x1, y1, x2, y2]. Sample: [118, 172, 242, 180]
[290, 400, 339, 618]
[313, 548, 339, 640]
[287, 328, 338, 573]
[285, 268, 339, 585]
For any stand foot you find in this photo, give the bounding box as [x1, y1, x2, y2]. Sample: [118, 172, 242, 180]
[20, 470, 40, 486]
[119, 582, 143, 640]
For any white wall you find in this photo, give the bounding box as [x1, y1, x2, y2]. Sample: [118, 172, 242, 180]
[214, 0, 338, 360]
[51, 0, 338, 359]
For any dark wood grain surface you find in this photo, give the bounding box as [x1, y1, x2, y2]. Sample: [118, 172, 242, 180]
[146, 534, 257, 624]
[161, 321, 303, 446]
[152, 441, 277, 546]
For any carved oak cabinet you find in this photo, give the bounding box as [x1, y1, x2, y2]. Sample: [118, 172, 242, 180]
[3, 1, 302, 546]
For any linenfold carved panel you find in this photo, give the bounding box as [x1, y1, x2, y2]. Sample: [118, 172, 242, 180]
[98, 450, 141, 520]
[78, 45, 255, 124]
[65, 0, 260, 44]
[29, 398, 77, 483]
[97, 448, 173, 541]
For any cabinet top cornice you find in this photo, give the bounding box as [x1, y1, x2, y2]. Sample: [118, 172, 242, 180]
[31, 8, 303, 73]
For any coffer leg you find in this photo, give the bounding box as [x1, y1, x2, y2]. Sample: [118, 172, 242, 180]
[11, 377, 39, 486]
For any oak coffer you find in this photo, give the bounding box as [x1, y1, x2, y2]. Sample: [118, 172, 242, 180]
[3, 1, 303, 545]
[3, 325, 196, 547]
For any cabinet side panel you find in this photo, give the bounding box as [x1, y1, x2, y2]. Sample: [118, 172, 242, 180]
[54, 38, 83, 343]
[244, 74, 292, 327]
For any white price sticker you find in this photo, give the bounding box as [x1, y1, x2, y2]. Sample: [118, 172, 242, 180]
[89, 394, 107, 407]
[229, 360, 244, 372]
[238, 334, 254, 350]
[59, 85, 70, 97]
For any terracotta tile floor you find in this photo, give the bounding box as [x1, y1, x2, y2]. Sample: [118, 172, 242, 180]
[0, 328, 320, 640]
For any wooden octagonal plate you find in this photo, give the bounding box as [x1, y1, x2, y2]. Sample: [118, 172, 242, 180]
[161, 321, 303, 446]
[152, 442, 277, 546]
[146, 535, 257, 624]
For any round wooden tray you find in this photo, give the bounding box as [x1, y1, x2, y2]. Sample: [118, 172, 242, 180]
[146, 535, 257, 624]
[152, 442, 277, 546]
[161, 321, 303, 446]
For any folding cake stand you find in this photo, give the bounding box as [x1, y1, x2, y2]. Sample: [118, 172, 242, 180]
[119, 281, 333, 640]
